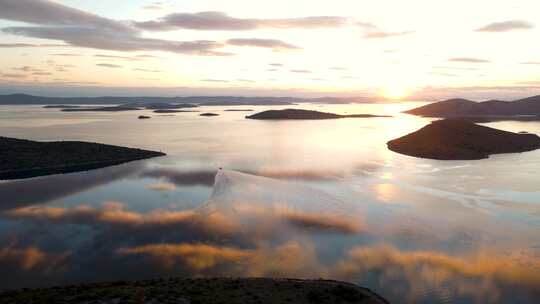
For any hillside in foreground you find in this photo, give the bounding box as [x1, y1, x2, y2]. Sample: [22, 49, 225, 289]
[0, 278, 388, 304]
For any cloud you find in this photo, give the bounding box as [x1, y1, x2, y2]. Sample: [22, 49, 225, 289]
[362, 30, 414, 39]
[290, 69, 312, 73]
[433, 66, 478, 71]
[2, 202, 198, 228]
[51, 53, 82, 57]
[145, 182, 177, 191]
[226, 38, 300, 50]
[117, 243, 251, 270]
[269, 63, 283, 67]
[3, 193, 362, 236]
[356, 22, 378, 30]
[210, 197, 363, 235]
[515, 80, 540, 85]
[236, 79, 255, 83]
[0, 0, 230, 56]
[94, 54, 145, 61]
[0, 73, 27, 79]
[0, 43, 67, 48]
[0, 162, 142, 211]
[135, 54, 160, 59]
[142, 2, 167, 11]
[521, 61, 540, 65]
[357, 22, 414, 39]
[0, 243, 70, 272]
[334, 244, 540, 301]
[96, 63, 122, 68]
[1, 202, 240, 237]
[117, 241, 322, 277]
[134, 11, 349, 31]
[133, 68, 162, 73]
[12, 66, 42, 72]
[448, 57, 491, 63]
[4, 26, 231, 56]
[141, 167, 347, 188]
[476, 20, 533, 32]
[282, 211, 362, 234]
[140, 168, 217, 186]
[429, 72, 459, 77]
[7, 66, 53, 78]
[201, 79, 229, 83]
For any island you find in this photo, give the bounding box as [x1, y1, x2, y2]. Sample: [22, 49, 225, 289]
[0, 278, 388, 304]
[153, 109, 200, 113]
[404, 95, 540, 122]
[200, 113, 220, 117]
[137, 102, 198, 110]
[138, 115, 151, 119]
[0, 136, 165, 180]
[246, 109, 391, 120]
[387, 119, 540, 160]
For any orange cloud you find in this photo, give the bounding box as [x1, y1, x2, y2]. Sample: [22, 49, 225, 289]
[0, 244, 70, 273]
[118, 243, 251, 270]
[144, 182, 177, 191]
[334, 244, 540, 302]
[2, 202, 238, 235]
[117, 241, 325, 278]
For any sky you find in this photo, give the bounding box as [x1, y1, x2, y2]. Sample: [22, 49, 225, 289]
[0, 0, 539, 100]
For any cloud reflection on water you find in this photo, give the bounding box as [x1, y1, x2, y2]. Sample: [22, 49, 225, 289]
[0, 161, 143, 210]
[0, 170, 539, 303]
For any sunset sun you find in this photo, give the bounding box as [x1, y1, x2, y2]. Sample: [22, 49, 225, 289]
[382, 85, 411, 100]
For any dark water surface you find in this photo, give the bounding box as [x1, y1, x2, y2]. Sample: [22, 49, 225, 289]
[0, 103, 539, 303]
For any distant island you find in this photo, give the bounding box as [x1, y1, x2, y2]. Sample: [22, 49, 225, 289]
[0, 93, 380, 106]
[0, 278, 388, 304]
[0, 137, 165, 180]
[387, 119, 540, 160]
[200, 112, 220, 117]
[246, 109, 391, 120]
[130, 102, 198, 110]
[405, 95, 540, 121]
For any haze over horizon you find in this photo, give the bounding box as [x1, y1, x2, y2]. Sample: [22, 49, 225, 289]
[1, 0, 540, 100]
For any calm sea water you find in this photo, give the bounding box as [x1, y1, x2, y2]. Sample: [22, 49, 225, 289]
[0, 103, 539, 303]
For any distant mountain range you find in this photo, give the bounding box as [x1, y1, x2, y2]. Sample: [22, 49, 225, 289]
[405, 95, 540, 118]
[0, 94, 377, 106]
